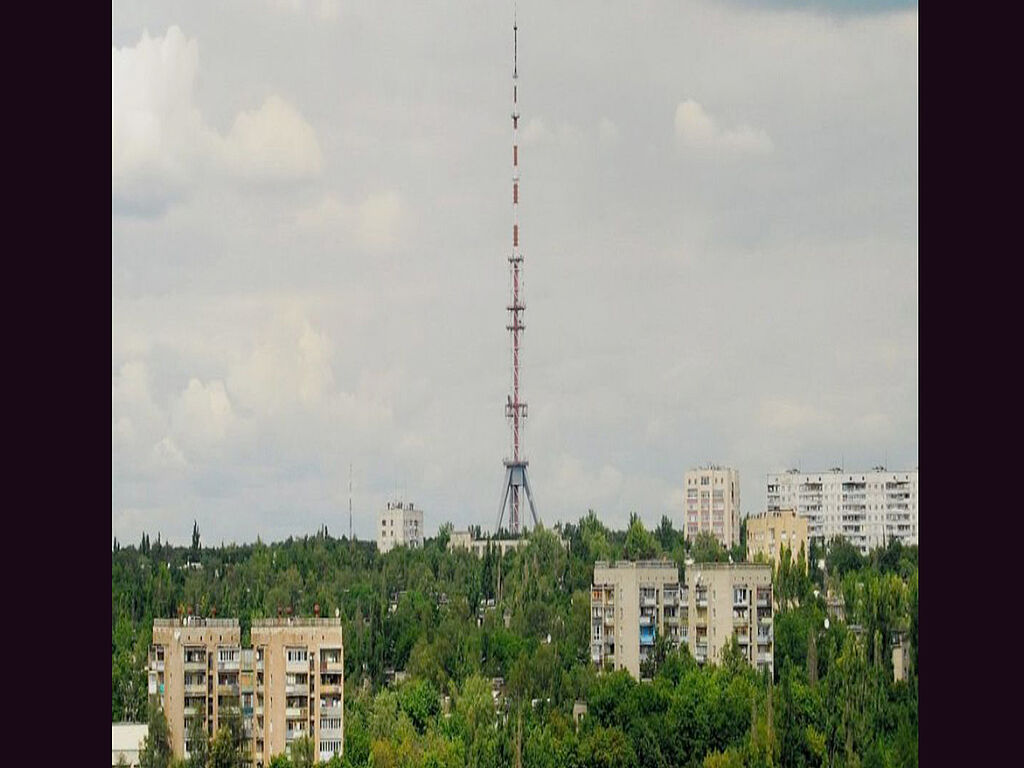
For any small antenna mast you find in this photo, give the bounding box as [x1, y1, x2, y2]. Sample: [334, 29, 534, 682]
[349, 462, 353, 541]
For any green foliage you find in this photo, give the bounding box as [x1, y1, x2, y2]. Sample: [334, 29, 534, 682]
[186, 716, 209, 768]
[825, 537, 864, 578]
[691, 531, 728, 564]
[113, 515, 917, 768]
[139, 702, 173, 768]
[622, 513, 660, 561]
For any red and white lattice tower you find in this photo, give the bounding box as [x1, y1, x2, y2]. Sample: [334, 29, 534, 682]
[497, 9, 539, 536]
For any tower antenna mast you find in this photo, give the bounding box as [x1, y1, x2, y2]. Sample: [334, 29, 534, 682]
[497, 6, 539, 536]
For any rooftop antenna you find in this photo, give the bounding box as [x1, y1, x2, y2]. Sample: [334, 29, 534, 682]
[497, 1, 540, 537]
[349, 462, 353, 542]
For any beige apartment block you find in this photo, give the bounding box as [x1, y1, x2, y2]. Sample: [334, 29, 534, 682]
[151, 617, 343, 767]
[746, 509, 809, 569]
[684, 466, 741, 548]
[591, 560, 773, 680]
[591, 560, 680, 679]
[149, 618, 242, 759]
[250, 618, 344, 766]
[690, 563, 774, 675]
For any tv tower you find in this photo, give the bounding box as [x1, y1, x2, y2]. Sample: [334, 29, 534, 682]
[497, 6, 539, 536]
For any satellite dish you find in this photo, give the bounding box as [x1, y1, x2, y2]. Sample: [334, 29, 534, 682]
[824, 617, 830, 630]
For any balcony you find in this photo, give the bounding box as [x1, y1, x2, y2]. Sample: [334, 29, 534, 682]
[184, 683, 207, 696]
[183, 705, 200, 717]
[639, 614, 654, 626]
[321, 660, 344, 675]
[695, 594, 708, 608]
[757, 634, 772, 645]
[732, 612, 748, 626]
[150, 660, 165, 672]
[320, 726, 343, 741]
[640, 595, 657, 607]
[286, 658, 309, 673]
[320, 682, 343, 695]
[758, 653, 773, 665]
[218, 683, 240, 696]
[285, 706, 309, 719]
[285, 684, 309, 696]
[736, 634, 750, 645]
[218, 659, 240, 672]
[756, 595, 771, 607]
[184, 659, 207, 671]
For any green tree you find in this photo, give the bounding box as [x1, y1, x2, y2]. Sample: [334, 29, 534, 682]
[288, 735, 315, 768]
[622, 513, 660, 560]
[139, 702, 173, 768]
[186, 716, 209, 768]
[825, 537, 863, 579]
[691, 531, 727, 564]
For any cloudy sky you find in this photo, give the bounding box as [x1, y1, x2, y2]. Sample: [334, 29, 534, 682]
[112, 0, 918, 546]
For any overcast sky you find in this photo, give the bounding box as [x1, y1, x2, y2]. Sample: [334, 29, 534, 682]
[112, 0, 918, 547]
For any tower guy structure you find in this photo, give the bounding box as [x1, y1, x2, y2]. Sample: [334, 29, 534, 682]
[497, 9, 539, 536]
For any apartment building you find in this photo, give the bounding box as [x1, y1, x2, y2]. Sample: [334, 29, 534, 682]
[591, 560, 773, 679]
[746, 509, 809, 569]
[766, 467, 918, 553]
[684, 466, 741, 548]
[378, 500, 424, 554]
[591, 560, 681, 679]
[691, 563, 774, 676]
[150, 616, 343, 767]
[149, 618, 243, 759]
[250, 618, 344, 765]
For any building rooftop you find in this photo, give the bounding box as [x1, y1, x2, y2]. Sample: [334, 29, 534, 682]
[251, 617, 342, 628]
[594, 559, 678, 570]
[153, 617, 239, 628]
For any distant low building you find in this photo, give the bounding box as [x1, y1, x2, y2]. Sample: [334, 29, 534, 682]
[378, 500, 424, 554]
[448, 530, 529, 557]
[892, 634, 910, 682]
[112, 723, 147, 767]
[448, 530, 566, 557]
[746, 509, 809, 569]
[591, 560, 774, 680]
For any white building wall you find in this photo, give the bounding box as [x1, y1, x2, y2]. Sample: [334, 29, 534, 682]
[766, 468, 918, 554]
[377, 502, 424, 554]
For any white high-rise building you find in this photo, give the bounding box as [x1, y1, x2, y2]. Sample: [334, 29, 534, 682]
[766, 467, 918, 554]
[684, 466, 741, 548]
[377, 500, 424, 554]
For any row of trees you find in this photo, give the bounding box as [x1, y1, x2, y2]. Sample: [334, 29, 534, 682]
[114, 514, 917, 767]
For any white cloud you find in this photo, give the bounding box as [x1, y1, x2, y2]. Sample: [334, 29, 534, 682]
[172, 378, 234, 449]
[296, 191, 403, 249]
[219, 96, 323, 182]
[266, 0, 340, 20]
[112, 26, 322, 216]
[758, 398, 825, 431]
[598, 117, 619, 144]
[674, 99, 774, 155]
[519, 117, 549, 146]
